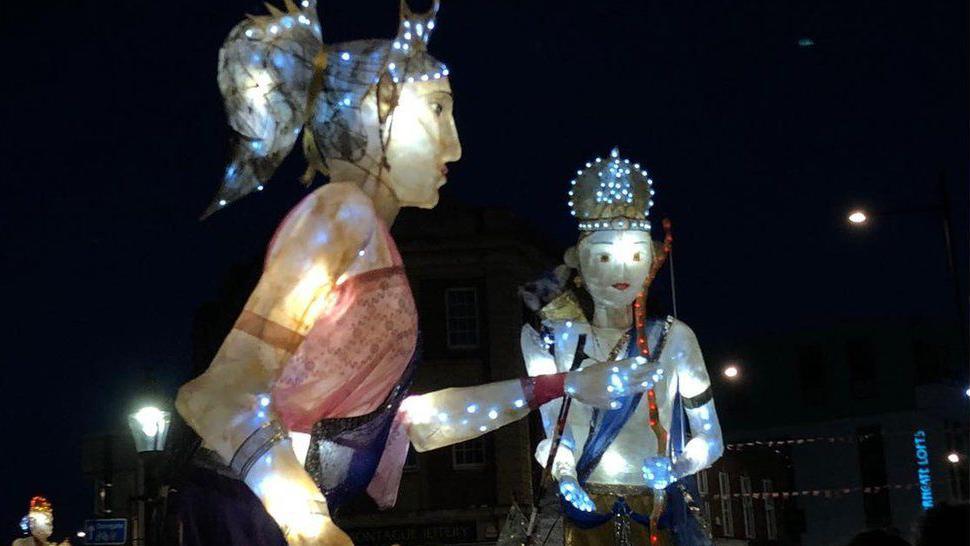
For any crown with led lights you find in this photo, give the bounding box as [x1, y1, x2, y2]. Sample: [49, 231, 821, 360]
[385, 0, 448, 83]
[568, 147, 655, 232]
[28, 496, 52, 517]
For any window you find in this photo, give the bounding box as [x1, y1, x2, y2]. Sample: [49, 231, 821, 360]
[445, 288, 480, 349]
[913, 340, 942, 384]
[846, 339, 877, 399]
[945, 420, 970, 501]
[796, 346, 827, 406]
[452, 437, 486, 469]
[740, 476, 756, 539]
[763, 479, 777, 540]
[857, 425, 891, 527]
[718, 472, 734, 537]
[94, 479, 112, 515]
[697, 470, 712, 524]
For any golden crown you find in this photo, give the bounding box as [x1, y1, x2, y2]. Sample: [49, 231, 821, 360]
[568, 147, 655, 232]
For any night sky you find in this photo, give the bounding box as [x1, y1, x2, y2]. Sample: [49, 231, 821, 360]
[3, 0, 967, 538]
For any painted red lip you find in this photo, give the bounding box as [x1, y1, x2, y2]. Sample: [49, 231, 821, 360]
[612, 282, 630, 290]
[440, 165, 448, 176]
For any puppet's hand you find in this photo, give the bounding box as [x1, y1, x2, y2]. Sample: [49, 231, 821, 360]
[246, 442, 353, 546]
[559, 476, 595, 512]
[641, 456, 675, 490]
[565, 357, 662, 408]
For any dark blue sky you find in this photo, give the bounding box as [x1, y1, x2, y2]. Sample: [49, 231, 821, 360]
[2, 0, 967, 537]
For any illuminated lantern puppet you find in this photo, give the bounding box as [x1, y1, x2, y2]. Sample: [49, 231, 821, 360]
[520, 149, 724, 546]
[175, 2, 658, 544]
[177, 1, 458, 544]
[13, 496, 70, 546]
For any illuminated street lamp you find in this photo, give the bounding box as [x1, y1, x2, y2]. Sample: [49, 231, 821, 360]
[128, 402, 170, 546]
[723, 364, 740, 380]
[847, 210, 868, 224]
[843, 175, 968, 366]
[127, 405, 171, 453]
[947, 452, 961, 464]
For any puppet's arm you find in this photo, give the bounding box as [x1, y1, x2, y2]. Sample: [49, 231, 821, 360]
[670, 321, 724, 477]
[403, 325, 655, 448]
[176, 184, 374, 544]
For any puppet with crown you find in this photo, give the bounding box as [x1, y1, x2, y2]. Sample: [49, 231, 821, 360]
[173, 3, 662, 545]
[519, 148, 725, 546]
[12, 497, 71, 546]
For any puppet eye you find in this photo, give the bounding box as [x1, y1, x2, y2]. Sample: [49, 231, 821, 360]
[599, 254, 610, 263]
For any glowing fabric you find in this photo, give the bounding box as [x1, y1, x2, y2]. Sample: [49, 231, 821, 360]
[272, 219, 417, 432]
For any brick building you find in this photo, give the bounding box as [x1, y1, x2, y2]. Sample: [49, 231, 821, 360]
[334, 202, 557, 545]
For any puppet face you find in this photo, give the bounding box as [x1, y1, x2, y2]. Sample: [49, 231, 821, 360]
[28, 511, 52, 539]
[383, 78, 461, 208]
[577, 230, 654, 310]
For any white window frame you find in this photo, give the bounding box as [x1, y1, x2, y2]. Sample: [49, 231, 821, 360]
[697, 470, 711, 525]
[452, 437, 486, 469]
[763, 479, 777, 540]
[719, 472, 734, 537]
[740, 475, 756, 539]
[445, 287, 480, 349]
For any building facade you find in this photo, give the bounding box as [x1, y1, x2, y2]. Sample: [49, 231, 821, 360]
[335, 203, 557, 545]
[709, 319, 968, 545]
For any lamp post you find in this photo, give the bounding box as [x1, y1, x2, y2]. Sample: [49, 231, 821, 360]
[127, 404, 170, 546]
[845, 173, 968, 367]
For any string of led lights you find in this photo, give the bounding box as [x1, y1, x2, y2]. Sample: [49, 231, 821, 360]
[704, 480, 947, 501]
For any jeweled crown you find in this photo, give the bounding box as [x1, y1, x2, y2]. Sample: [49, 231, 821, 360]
[568, 147, 656, 232]
[29, 496, 52, 516]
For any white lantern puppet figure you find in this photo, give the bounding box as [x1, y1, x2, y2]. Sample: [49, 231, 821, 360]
[176, 3, 660, 545]
[178, 2, 459, 544]
[520, 148, 724, 546]
[13, 496, 70, 546]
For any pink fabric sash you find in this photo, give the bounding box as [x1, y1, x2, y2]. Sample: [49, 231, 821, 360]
[273, 270, 417, 433]
[268, 204, 417, 507]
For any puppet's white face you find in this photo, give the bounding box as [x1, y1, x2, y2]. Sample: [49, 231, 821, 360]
[383, 78, 461, 208]
[28, 511, 52, 539]
[577, 230, 654, 310]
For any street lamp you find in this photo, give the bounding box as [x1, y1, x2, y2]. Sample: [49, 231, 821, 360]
[947, 452, 961, 464]
[847, 210, 868, 224]
[127, 406, 171, 453]
[844, 174, 968, 370]
[723, 364, 740, 380]
[128, 404, 170, 546]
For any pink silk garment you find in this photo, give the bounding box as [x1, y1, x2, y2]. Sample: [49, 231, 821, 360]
[270, 211, 418, 507]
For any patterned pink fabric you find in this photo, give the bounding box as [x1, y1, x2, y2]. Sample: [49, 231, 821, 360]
[272, 222, 418, 434]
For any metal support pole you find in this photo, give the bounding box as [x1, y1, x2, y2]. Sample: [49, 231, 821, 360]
[936, 173, 969, 366]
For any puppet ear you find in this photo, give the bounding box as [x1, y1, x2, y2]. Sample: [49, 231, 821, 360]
[563, 246, 580, 269]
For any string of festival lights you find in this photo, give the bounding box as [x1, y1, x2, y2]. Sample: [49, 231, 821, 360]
[704, 480, 946, 501]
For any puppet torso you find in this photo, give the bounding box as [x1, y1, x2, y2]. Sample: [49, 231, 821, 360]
[269, 184, 418, 433]
[553, 318, 679, 488]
